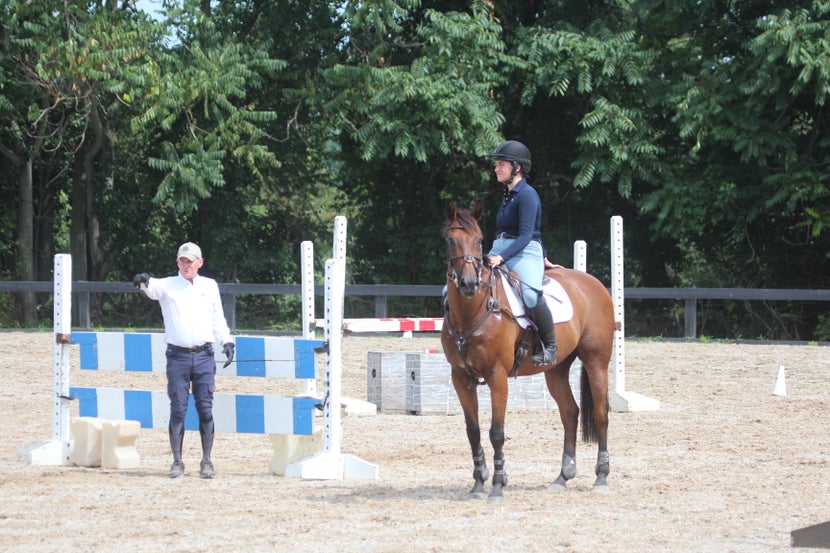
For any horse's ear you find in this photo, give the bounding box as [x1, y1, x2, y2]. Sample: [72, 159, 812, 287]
[472, 201, 484, 220]
[447, 201, 457, 220]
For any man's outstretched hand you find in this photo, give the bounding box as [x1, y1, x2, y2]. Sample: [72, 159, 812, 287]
[132, 273, 150, 288]
[222, 342, 235, 368]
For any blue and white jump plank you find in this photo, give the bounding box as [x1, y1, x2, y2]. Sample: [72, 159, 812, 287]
[69, 387, 317, 435]
[71, 332, 322, 379]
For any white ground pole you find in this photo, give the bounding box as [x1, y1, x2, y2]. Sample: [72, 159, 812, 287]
[286, 220, 378, 480]
[300, 240, 317, 396]
[18, 253, 74, 465]
[608, 216, 660, 412]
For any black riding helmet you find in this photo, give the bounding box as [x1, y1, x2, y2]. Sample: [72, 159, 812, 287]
[490, 140, 532, 173]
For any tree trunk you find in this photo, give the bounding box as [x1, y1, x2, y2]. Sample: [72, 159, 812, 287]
[70, 97, 105, 282]
[0, 137, 37, 326]
[17, 159, 36, 326]
[85, 99, 106, 282]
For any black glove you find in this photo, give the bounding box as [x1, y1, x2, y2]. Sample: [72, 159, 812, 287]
[133, 273, 150, 288]
[222, 342, 235, 368]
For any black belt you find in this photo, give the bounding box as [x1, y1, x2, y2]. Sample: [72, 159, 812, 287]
[496, 232, 541, 243]
[168, 343, 212, 354]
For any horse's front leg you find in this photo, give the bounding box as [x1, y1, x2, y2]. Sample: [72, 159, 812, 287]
[487, 372, 509, 503]
[451, 369, 488, 499]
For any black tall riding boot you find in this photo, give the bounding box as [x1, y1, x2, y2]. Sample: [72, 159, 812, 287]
[199, 418, 215, 461]
[168, 420, 185, 478]
[528, 302, 557, 366]
[199, 418, 216, 478]
[169, 420, 185, 462]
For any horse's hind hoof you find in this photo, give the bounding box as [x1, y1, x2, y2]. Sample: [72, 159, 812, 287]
[468, 492, 486, 500]
[487, 494, 504, 504]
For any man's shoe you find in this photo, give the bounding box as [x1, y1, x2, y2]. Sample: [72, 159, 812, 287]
[200, 459, 216, 479]
[168, 460, 185, 478]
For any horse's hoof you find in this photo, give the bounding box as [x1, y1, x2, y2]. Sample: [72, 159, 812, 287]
[468, 492, 486, 500]
[551, 473, 569, 488]
[593, 477, 609, 492]
[487, 493, 504, 504]
[548, 482, 567, 492]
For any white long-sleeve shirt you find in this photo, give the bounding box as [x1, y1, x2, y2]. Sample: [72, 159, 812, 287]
[143, 273, 232, 348]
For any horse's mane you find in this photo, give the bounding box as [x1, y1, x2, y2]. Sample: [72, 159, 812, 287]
[443, 207, 482, 236]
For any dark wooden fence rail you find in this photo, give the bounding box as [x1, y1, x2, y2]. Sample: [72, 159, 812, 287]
[1, 281, 829, 339]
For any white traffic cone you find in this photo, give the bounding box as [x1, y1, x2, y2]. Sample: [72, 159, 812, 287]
[773, 365, 787, 397]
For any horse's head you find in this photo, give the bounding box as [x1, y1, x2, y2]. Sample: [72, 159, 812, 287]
[443, 201, 486, 297]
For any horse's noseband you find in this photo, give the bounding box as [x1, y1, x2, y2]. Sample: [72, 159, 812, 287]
[447, 254, 484, 287]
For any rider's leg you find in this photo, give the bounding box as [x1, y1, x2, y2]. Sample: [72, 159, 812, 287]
[504, 242, 556, 366]
[527, 295, 557, 365]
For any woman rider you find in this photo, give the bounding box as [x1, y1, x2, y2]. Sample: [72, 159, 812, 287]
[486, 140, 557, 366]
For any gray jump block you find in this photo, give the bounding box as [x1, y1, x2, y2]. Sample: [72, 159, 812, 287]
[368, 351, 582, 415]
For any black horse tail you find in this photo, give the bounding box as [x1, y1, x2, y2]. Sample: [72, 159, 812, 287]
[580, 368, 602, 443]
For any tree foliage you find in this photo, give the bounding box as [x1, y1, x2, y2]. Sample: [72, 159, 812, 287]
[0, 0, 828, 339]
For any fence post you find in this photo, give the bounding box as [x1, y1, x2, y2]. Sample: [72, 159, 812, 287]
[77, 291, 90, 329]
[684, 298, 697, 339]
[221, 293, 236, 331]
[374, 295, 387, 317]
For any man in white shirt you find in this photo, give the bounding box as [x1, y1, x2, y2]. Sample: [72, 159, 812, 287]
[134, 242, 234, 479]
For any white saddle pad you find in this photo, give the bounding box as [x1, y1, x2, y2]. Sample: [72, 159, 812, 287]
[500, 273, 574, 328]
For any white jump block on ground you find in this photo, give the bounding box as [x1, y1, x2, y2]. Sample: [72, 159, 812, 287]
[69, 417, 104, 467]
[269, 432, 324, 476]
[100, 419, 141, 470]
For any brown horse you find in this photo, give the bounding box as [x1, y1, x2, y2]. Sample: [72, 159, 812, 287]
[441, 201, 616, 502]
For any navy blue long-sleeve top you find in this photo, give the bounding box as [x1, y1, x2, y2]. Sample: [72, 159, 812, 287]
[494, 178, 542, 262]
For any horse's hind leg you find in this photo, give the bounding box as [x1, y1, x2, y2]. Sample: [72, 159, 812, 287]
[452, 371, 488, 499]
[545, 364, 579, 489]
[581, 355, 610, 490]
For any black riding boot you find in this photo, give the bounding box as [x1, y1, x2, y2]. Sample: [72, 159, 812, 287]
[528, 302, 557, 366]
[169, 420, 185, 462]
[168, 420, 185, 477]
[199, 418, 215, 461]
[199, 418, 216, 478]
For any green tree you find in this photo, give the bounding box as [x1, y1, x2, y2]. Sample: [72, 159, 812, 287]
[320, 0, 515, 290]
